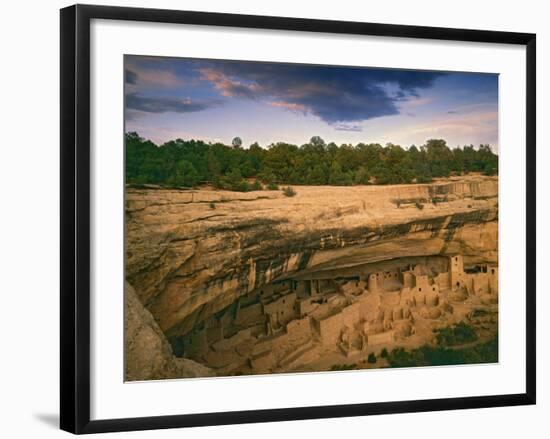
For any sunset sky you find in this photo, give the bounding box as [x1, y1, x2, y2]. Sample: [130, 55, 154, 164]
[125, 55, 498, 151]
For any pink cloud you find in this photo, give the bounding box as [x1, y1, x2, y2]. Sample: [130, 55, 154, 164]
[199, 68, 261, 98]
[126, 67, 183, 88]
[398, 96, 434, 109]
[268, 101, 308, 114]
[136, 69, 181, 87]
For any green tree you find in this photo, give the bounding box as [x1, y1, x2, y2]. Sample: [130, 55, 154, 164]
[232, 136, 243, 148]
[354, 167, 370, 185]
[329, 161, 352, 185]
[307, 164, 327, 185]
[168, 160, 200, 187]
[310, 135, 326, 149]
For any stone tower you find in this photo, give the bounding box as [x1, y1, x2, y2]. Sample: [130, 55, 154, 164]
[450, 255, 464, 288]
[367, 272, 379, 293]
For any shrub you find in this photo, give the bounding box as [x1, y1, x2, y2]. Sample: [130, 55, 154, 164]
[330, 363, 357, 371]
[386, 347, 422, 368]
[435, 321, 478, 347]
[209, 202, 216, 209]
[380, 348, 389, 358]
[416, 174, 433, 184]
[483, 163, 497, 176]
[251, 180, 263, 191]
[267, 182, 279, 190]
[282, 186, 296, 197]
[386, 337, 498, 368]
[214, 168, 252, 192]
[233, 180, 251, 192]
[367, 353, 377, 364]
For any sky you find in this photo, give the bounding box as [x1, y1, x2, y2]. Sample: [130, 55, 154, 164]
[125, 55, 498, 151]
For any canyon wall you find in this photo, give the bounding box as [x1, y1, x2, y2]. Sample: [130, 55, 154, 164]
[125, 282, 213, 380]
[125, 175, 498, 339]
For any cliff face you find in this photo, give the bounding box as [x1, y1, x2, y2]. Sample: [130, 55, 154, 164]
[125, 282, 212, 381]
[125, 175, 497, 339]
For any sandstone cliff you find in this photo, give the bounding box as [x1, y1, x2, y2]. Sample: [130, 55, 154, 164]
[125, 175, 498, 340]
[125, 282, 212, 381]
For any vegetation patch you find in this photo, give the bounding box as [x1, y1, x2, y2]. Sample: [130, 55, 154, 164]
[282, 186, 297, 197]
[435, 321, 478, 347]
[126, 133, 499, 189]
[386, 337, 498, 368]
[330, 363, 357, 371]
[251, 180, 263, 191]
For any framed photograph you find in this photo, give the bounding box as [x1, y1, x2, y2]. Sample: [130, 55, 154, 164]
[60, 4, 536, 434]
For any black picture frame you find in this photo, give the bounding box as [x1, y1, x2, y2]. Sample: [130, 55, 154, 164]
[60, 4, 536, 434]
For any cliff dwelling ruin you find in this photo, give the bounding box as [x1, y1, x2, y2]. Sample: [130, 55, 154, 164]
[124, 176, 499, 380]
[169, 254, 498, 376]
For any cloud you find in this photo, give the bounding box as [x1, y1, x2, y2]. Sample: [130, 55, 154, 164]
[197, 61, 444, 124]
[447, 110, 459, 114]
[137, 69, 182, 87]
[268, 100, 308, 114]
[125, 69, 138, 85]
[199, 68, 261, 98]
[125, 93, 220, 114]
[398, 96, 434, 108]
[124, 66, 183, 87]
[125, 109, 141, 122]
[333, 123, 363, 132]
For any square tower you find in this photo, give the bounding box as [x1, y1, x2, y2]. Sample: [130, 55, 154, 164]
[450, 255, 464, 288]
[367, 272, 379, 293]
[450, 255, 464, 273]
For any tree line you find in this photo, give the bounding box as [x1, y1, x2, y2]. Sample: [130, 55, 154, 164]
[126, 132, 498, 191]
